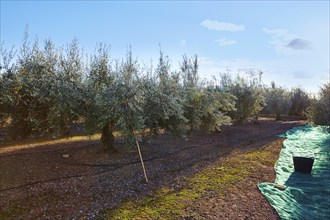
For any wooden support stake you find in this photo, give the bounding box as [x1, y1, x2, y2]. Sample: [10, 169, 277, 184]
[136, 138, 148, 183]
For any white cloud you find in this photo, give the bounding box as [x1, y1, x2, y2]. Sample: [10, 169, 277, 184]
[179, 39, 186, 47]
[263, 28, 293, 54]
[216, 38, 236, 46]
[262, 28, 311, 54]
[262, 28, 292, 39]
[200, 19, 245, 32]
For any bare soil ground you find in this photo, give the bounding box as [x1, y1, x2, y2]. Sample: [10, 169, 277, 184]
[0, 119, 305, 219]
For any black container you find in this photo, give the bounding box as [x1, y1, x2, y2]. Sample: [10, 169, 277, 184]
[293, 156, 314, 173]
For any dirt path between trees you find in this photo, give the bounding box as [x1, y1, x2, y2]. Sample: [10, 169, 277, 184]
[0, 119, 305, 219]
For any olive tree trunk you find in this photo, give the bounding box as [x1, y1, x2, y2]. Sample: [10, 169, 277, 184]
[275, 112, 282, 121]
[101, 122, 116, 152]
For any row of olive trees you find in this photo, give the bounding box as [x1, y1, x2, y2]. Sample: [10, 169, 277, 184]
[214, 72, 319, 123]
[0, 35, 237, 150]
[83, 48, 237, 151]
[262, 81, 329, 126]
[262, 82, 311, 120]
[1, 34, 328, 149]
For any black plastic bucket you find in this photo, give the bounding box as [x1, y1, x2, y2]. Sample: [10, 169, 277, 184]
[293, 156, 314, 173]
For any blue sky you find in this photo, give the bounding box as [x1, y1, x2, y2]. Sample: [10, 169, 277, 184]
[1, 1, 329, 93]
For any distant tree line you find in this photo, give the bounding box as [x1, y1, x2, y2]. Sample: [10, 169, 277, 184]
[0, 31, 329, 150]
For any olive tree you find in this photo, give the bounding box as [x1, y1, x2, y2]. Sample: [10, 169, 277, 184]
[83, 43, 117, 150]
[84, 48, 144, 150]
[113, 50, 145, 147]
[52, 38, 84, 135]
[141, 51, 187, 138]
[289, 87, 310, 118]
[264, 81, 291, 120]
[307, 83, 330, 125]
[180, 55, 236, 132]
[195, 86, 235, 131]
[1, 29, 84, 139]
[227, 71, 265, 123]
[4, 35, 55, 138]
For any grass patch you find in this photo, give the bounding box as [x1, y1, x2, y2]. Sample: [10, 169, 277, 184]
[104, 141, 280, 219]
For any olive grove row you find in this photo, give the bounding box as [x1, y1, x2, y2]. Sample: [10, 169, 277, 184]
[1, 33, 329, 149]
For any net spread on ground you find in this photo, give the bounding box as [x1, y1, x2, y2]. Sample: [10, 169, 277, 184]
[258, 125, 330, 220]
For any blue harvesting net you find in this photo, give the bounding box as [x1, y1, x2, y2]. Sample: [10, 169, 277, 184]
[258, 125, 330, 220]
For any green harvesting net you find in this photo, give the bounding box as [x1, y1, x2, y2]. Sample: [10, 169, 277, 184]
[258, 125, 330, 220]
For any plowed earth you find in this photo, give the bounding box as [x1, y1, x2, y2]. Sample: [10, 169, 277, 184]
[0, 119, 305, 219]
